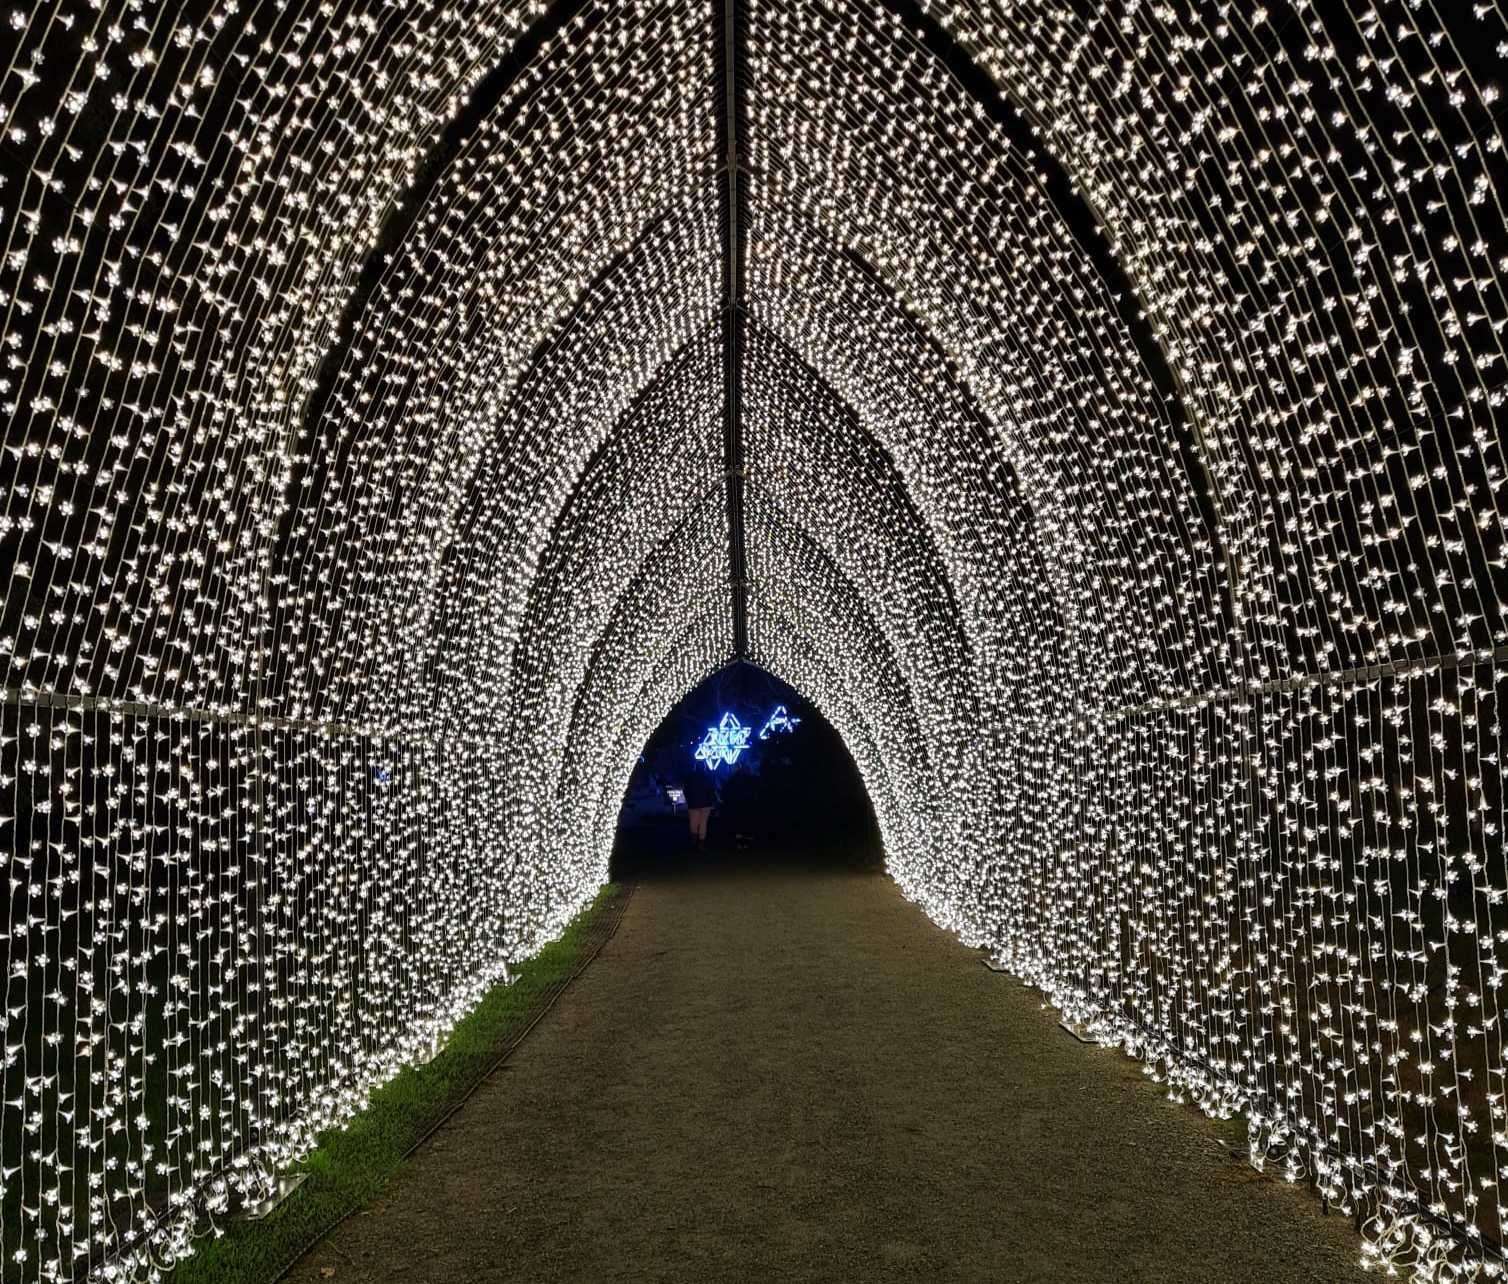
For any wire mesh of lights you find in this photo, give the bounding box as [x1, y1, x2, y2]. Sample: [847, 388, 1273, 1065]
[500, 331, 726, 899]
[741, 325, 992, 919]
[0, 1, 725, 1277]
[744, 499, 926, 872]
[744, 597, 911, 860]
[743, 0, 1508, 1273]
[0, 0, 1505, 1278]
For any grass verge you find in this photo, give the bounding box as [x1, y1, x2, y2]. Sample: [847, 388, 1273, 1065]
[169, 883, 626, 1284]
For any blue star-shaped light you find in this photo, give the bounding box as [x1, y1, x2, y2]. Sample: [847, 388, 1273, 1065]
[758, 704, 801, 740]
[694, 712, 751, 771]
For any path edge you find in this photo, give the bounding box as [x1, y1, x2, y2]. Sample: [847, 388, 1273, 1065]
[265, 881, 636, 1284]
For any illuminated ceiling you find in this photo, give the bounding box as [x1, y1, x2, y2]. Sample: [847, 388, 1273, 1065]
[2, 0, 1506, 1278]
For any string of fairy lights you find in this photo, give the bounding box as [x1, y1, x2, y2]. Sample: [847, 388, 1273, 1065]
[1, 0, 1505, 1279]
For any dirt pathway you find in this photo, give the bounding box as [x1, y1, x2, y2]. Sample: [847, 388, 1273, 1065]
[286, 859, 1364, 1282]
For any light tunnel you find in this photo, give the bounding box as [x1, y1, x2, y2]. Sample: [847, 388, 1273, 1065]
[1, 0, 1506, 1278]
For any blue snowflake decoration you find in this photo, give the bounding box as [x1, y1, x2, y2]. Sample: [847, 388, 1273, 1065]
[694, 712, 751, 771]
[758, 704, 801, 740]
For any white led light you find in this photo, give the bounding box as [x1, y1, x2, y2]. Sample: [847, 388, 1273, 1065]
[0, 0, 1505, 1279]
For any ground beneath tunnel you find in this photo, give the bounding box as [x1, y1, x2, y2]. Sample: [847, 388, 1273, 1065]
[286, 851, 1364, 1283]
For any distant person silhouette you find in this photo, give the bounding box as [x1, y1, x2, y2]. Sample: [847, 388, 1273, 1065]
[683, 768, 718, 850]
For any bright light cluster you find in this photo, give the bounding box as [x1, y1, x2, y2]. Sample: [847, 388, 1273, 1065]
[1, 0, 1506, 1279]
[694, 713, 751, 770]
[745, 0, 1508, 1273]
[758, 705, 798, 739]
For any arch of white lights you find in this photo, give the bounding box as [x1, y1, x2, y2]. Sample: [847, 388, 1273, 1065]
[2, 0, 1506, 1278]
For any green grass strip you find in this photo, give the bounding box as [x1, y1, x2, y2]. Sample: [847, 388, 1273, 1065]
[169, 883, 624, 1284]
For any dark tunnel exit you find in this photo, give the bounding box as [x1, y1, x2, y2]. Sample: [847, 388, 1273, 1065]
[610, 662, 881, 878]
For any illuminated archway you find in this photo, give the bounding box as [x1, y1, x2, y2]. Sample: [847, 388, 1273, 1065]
[2, 1, 1505, 1278]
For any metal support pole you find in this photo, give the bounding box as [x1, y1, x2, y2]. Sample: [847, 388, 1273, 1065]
[718, 0, 749, 656]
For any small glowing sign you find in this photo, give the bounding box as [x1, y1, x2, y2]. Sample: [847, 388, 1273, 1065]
[694, 712, 752, 770]
[759, 705, 801, 739]
[666, 788, 686, 807]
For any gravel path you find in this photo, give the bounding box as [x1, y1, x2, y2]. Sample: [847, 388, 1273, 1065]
[286, 858, 1365, 1282]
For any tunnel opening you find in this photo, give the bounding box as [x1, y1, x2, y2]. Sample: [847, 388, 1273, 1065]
[610, 661, 881, 880]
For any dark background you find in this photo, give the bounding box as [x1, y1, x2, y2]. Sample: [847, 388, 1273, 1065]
[610, 662, 880, 877]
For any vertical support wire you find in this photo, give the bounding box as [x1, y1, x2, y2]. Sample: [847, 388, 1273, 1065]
[718, 0, 750, 656]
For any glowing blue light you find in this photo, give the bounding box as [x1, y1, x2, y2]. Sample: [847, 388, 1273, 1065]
[694, 712, 751, 770]
[758, 705, 801, 740]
